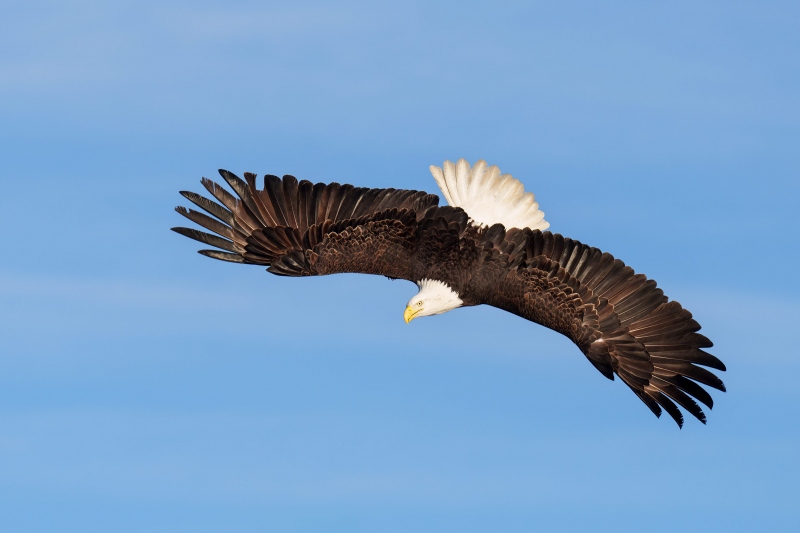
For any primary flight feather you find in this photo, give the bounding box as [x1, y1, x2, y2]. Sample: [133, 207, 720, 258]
[172, 159, 726, 427]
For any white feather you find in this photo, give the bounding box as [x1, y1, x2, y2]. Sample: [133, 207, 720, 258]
[429, 165, 449, 204]
[409, 279, 463, 317]
[429, 159, 550, 231]
[455, 158, 470, 206]
[442, 160, 460, 206]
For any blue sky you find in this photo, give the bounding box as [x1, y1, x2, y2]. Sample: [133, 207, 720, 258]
[1, 1, 798, 531]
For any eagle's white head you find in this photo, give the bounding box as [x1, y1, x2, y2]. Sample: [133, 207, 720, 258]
[404, 278, 464, 323]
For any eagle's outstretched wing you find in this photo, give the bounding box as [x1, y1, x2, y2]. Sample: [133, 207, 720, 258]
[470, 226, 726, 427]
[172, 169, 464, 279]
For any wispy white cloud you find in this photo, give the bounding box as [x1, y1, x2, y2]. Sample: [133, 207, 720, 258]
[155, 4, 360, 42]
[0, 271, 234, 310]
[3, 407, 797, 508]
[0, 3, 365, 89]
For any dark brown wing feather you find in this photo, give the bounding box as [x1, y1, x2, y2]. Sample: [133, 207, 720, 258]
[467, 227, 725, 428]
[172, 169, 441, 280]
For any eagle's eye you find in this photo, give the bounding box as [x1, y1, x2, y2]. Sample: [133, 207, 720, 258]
[417, 301, 423, 306]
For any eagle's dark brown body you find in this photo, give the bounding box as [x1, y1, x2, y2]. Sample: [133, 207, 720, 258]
[173, 170, 725, 427]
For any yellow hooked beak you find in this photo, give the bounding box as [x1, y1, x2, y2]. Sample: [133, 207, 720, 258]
[404, 306, 421, 324]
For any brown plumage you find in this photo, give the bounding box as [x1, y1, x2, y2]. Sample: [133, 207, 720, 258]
[173, 168, 725, 427]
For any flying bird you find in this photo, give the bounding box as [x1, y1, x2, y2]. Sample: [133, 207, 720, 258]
[172, 159, 725, 427]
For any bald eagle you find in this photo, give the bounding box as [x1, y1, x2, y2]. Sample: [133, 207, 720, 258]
[173, 159, 725, 427]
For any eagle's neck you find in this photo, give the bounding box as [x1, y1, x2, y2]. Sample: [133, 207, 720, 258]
[415, 278, 464, 316]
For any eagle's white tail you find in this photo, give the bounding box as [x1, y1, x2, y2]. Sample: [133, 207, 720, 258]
[429, 159, 549, 231]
